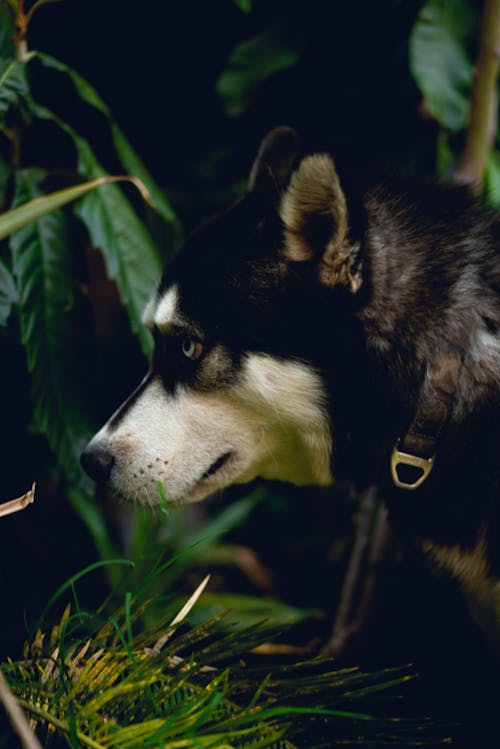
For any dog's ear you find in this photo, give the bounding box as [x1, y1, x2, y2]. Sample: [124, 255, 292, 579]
[248, 126, 299, 192]
[280, 154, 362, 293]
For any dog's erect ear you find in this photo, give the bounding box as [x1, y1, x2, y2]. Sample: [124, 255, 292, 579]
[248, 126, 299, 192]
[280, 154, 362, 293]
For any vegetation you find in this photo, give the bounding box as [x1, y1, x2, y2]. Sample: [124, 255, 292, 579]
[1, 571, 450, 748]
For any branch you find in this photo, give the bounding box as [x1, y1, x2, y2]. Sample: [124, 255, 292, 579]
[456, 0, 500, 184]
[0, 483, 35, 518]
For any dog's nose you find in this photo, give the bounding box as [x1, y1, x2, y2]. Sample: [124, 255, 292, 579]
[80, 444, 115, 483]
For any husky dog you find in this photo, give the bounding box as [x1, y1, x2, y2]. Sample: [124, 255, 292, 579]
[81, 127, 500, 650]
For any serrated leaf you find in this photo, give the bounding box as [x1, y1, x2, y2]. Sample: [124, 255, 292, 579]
[216, 25, 301, 116]
[35, 52, 176, 226]
[30, 101, 161, 358]
[74, 139, 160, 358]
[0, 256, 17, 326]
[0, 173, 153, 240]
[0, 56, 29, 120]
[409, 0, 476, 131]
[10, 169, 96, 487]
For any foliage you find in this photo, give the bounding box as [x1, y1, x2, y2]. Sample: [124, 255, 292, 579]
[409, 0, 500, 191]
[1, 580, 450, 748]
[409, 0, 476, 133]
[0, 0, 176, 556]
[216, 25, 302, 116]
[215, 0, 500, 198]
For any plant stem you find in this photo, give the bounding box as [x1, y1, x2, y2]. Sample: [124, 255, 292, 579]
[17, 700, 105, 749]
[456, 0, 500, 184]
[11, 0, 30, 61]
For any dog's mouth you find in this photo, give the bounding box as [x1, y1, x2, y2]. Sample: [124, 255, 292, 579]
[201, 451, 233, 480]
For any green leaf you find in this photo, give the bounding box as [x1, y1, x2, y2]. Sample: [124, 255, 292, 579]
[409, 0, 476, 131]
[68, 487, 121, 572]
[484, 149, 500, 207]
[31, 101, 161, 358]
[10, 168, 96, 487]
[0, 173, 152, 240]
[188, 592, 322, 630]
[216, 25, 301, 115]
[233, 0, 252, 13]
[0, 256, 17, 326]
[35, 52, 176, 226]
[0, 57, 29, 120]
[109, 123, 176, 224]
[436, 130, 458, 177]
[183, 491, 263, 553]
[74, 139, 160, 358]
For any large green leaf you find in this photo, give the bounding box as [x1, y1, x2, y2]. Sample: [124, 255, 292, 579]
[35, 52, 176, 226]
[216, 25, 301, 115]
[10, 169, 96, 488]
[409, 0, 476, 131]
[31, 101, 161, 358]
[0, 256, 17, 326]
[0, 56, 29, 120]
[74, 139, 160, 358]
[0, 173, 152, 240]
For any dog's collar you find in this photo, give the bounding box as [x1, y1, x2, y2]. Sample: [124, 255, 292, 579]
[391, 352, 464, 490]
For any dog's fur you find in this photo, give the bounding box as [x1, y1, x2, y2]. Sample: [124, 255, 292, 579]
[82, 128, 500, 650]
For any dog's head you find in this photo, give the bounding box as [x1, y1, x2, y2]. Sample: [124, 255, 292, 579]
[81, 128, 365, 506]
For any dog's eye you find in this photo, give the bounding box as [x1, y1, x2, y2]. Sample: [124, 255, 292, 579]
[181, 337, 203, 361]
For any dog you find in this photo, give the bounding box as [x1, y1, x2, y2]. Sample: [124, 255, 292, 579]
[81, 127, 500, 652]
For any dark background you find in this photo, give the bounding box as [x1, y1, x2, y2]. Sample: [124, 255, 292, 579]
[27, 0, 431, 227]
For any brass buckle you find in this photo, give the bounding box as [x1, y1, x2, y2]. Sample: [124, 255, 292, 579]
[391, 445, 435, 491]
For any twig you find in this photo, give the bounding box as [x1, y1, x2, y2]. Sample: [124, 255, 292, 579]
[331, 487, 377, 636]
[456, 0, 500, 184]
[321, 487, 377, 657]
[0, 668, 43, 749]
[0, 482, 35, 518]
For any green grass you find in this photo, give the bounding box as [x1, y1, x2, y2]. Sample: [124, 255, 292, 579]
[1, 576, 452, 748]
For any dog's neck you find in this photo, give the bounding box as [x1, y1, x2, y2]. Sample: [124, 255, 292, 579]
[339, 184, 500, 570]
[357, 189, 500, 420]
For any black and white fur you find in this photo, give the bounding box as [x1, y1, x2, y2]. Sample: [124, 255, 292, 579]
[82, 128, 500, 650]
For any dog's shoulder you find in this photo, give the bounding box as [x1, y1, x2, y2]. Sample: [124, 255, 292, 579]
[356, 174, 500, 398]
